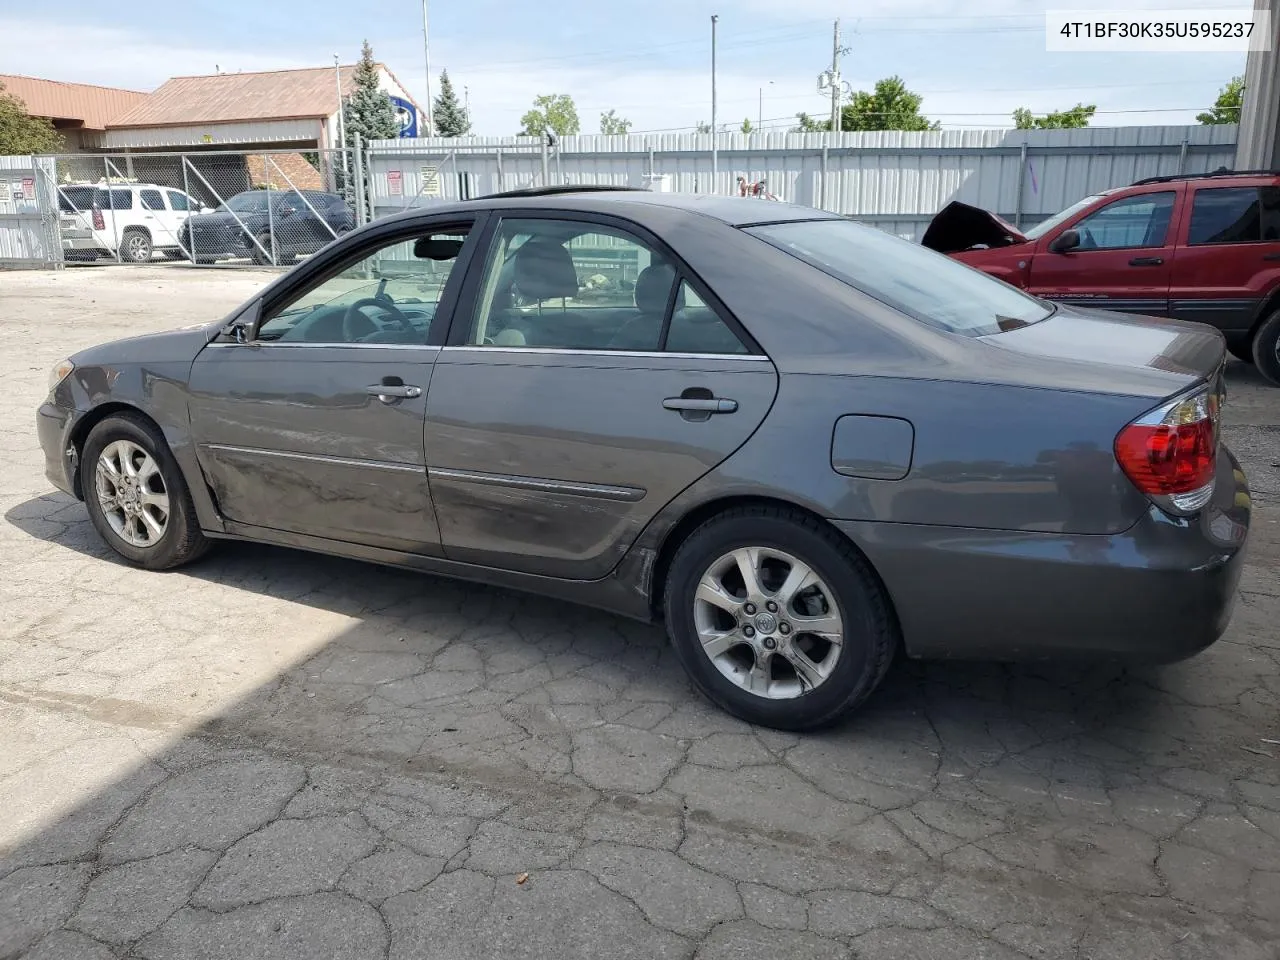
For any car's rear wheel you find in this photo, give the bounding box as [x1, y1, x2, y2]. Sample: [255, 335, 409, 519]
[1252, 309, 1280, 386]
[120, 229, 152, 263]
[80, 413, 209, 570]
[663, 506, 897, 730]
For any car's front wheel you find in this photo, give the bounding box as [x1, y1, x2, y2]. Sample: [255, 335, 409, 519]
[80, 413, 209, 569]
[663, 506, 897, 730]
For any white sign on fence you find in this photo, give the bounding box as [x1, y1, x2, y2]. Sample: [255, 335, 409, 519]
[387, 170, 403, 196]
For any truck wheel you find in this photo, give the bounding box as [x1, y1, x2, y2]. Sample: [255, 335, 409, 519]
[1252, 310, 1280, 386]
[121, 228, 152, 263]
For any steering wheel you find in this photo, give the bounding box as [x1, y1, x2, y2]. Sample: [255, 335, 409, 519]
[341, 298, 411, 342]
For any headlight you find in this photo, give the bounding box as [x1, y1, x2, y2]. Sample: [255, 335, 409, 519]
[48, 359, 74, 393]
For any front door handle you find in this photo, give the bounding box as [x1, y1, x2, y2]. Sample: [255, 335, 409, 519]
[366, 379, 421, 402]
[1128, 256, 1164, 266]
[663, 397, 738, 414]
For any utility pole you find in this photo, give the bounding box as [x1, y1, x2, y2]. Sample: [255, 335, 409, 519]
[422, 0, 434, 135]
[830, 18, 842, 133]
[334, 54, 350, 188]
[711, 14, 719, 190]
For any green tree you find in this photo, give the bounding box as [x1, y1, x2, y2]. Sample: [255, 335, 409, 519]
[343, 40, 399, 144]
[1012, 103, 1096, 129]
[0, 80, 63, 154]
[520, 94, 580, 137]
[1197, 76, 1245, 124]
[432, 70, 470, 137]
[740, 117, 753, 134]
[599, 109, 632, 135]
[793, 77, 937, 132]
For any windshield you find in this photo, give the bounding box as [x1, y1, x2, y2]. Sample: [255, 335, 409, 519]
[1022, 193, 1107, 240]
[749, 219, 1053, 336]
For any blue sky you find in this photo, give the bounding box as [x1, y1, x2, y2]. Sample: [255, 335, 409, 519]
[1, 0, 1252, 134]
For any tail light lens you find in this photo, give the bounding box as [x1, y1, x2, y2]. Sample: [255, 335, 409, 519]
[92, 208, 104, 231]
[1115, 384, 1220, 514]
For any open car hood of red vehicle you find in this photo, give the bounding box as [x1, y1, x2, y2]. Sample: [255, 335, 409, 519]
[921, 201, 1028, 254]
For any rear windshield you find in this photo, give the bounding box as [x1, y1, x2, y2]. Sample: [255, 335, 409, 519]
[748, 219, 1053, 336]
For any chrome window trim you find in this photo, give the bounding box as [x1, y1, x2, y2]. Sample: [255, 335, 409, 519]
[439, 345, 770, 362]
[429, 467, 646, 502]
[204, 342, 442, 352]
[204, 443, 423, 474]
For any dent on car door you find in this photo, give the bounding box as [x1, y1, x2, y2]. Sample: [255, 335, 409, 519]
[424, 214, 780, 581]
[187, 219, 480, 554]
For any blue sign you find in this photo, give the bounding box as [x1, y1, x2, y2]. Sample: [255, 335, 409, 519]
[390, 96, 418, 138]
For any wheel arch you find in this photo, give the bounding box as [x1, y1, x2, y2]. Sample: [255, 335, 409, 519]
[68, 403, 163, 499]
[647, 494, 900, 630]
[1248, 285, 1280, 340]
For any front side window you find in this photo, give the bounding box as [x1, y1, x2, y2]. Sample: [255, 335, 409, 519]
[1188, 187, 1262, 245]
[1069, 192, 1176, 249]
[1023, 192, 1109, 241]
[467, 218, 747, 353]
[167, 191, 192, 211]
[256, 227, 471, 345]
[750, 218, 1053, 337]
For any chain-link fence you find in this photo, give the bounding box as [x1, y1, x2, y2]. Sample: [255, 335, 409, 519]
[42, 149, 360, 267]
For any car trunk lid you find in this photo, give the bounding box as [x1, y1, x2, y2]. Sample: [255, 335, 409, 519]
[921, 201, 1028, 254]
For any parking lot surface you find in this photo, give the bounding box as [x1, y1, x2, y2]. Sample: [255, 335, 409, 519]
[2, 266, 1278, 960]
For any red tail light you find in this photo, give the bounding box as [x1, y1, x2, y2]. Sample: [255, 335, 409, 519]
[92, 208, 104, 231]
[1115, 385, 1220, 514]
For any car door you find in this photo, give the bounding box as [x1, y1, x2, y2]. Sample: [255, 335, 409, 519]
[137, 187, 181, 251]
[187, 216, 482, 554]
[1168, 183, 1280, 335]
[424, 213, 780, 581]
[1027, 188, 1181, 316]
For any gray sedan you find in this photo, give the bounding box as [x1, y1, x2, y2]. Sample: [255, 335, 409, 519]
[35, 187, 1251, 730]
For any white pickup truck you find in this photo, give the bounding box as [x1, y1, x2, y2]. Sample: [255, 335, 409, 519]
[57, 183, 211, 262]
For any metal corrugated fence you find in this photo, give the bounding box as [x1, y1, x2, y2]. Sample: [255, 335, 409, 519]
[365, 124, 1239, 240]
[0, 155, 57, 267]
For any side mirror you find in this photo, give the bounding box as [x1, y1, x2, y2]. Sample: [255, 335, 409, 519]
[1049, 229, 1081, 254]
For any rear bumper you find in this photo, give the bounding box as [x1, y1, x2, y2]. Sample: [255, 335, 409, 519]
[836, 445, 1250, 663]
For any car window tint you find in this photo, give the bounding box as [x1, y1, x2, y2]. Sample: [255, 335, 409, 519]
[58, 186, 95, 212]
[95, 189, 134, 210]
[140, 189, 164, 211]
[225, 193, 267, 213]
[1263, 187, 1280, 241]
[257, 228, 470, 345]
[749, 218, 1052, 337]
[1071, 191, 1176, 249]
[666, 283, 748, 354]
[468, 218, 672, 351]
[1188, 187, 1262, 245]
[166, 191, 192, 211]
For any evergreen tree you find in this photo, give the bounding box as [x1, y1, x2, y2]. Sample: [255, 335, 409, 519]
[0, 81, 63, 154]
[433, 70, 470, 137]
[343, 40, 399, 144]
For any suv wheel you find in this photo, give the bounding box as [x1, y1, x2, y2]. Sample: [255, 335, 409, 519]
[663, 506, 897, 730]
[121, 229, 152, 263]
[1252, 309, 1280, 386]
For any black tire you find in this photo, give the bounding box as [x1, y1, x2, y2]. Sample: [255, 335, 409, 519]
[120, 228, 152, 263]
[160, 249, 187, 262]
[251, 231, 274, 266]
[80, 412, 210, 570]
[1252, 310, 1280, 385]
[662, 505, 898, 731]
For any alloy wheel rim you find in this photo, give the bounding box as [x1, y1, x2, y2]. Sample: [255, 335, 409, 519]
[127, 236, 148, 259]
[692, 546, 844, 700]
[94, 439, 170, 547]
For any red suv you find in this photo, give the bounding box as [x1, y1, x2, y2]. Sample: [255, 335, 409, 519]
[922, 170, 1280, 385]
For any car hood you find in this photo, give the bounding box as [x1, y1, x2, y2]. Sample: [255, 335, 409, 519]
[921, 201, 1028, 254]
[71, 324, 218, 367]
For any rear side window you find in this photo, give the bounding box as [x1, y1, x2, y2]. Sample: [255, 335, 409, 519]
[94, 189, 134, 210]
[58, 187, 95, 212]
[1189, 187, 1262, 244]
[140, 189, 164, 211]
[749, 219, 1052, 337]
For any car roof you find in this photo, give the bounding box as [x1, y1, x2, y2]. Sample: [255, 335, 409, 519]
[380, 187, 842, 228]
[1132, 168, 1280, 186]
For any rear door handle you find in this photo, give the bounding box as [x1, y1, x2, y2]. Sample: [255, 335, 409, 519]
[366, 383, 421, 402]
[663, 397, 737, 413]
[1128, 256, 1164, 266]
